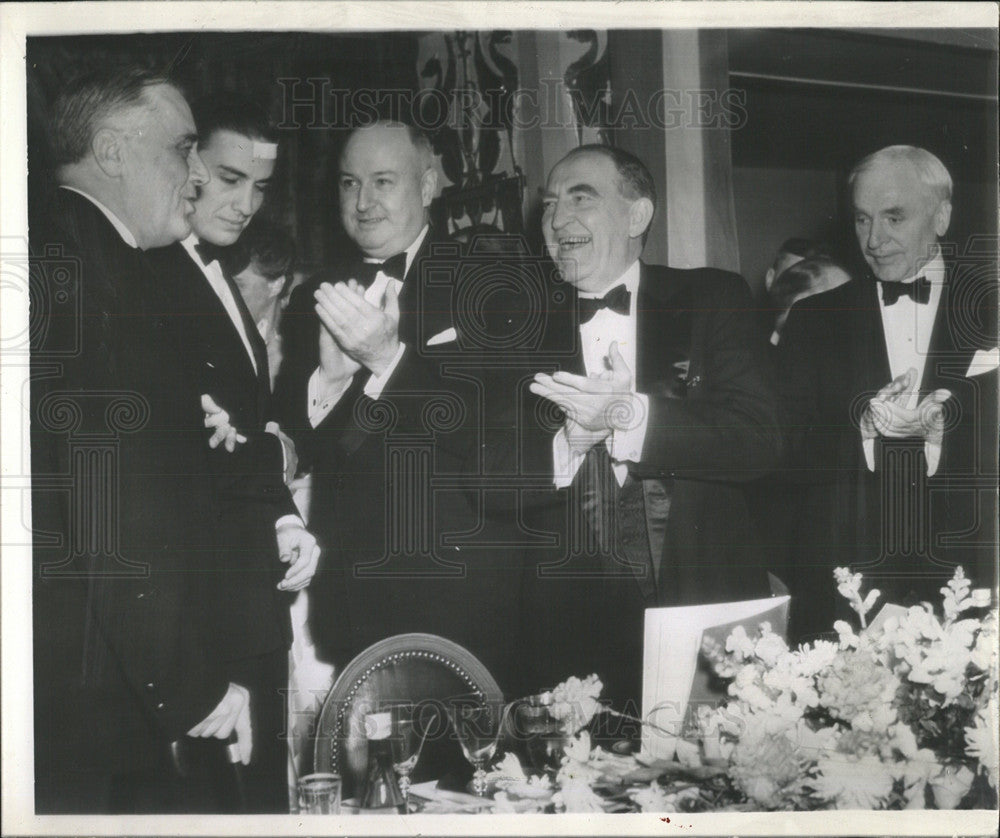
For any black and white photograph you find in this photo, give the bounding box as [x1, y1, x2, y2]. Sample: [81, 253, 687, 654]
[2, 2, 998, 834]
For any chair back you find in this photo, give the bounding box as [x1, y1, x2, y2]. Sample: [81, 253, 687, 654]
[313, 633, 503, 797]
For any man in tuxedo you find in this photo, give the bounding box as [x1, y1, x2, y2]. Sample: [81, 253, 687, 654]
[518, 145, 783, 710]
[146, 96, 319, 812]
[777, 145, 998, 640]
[31, 68, 253, 812]
[275, 121, 520, 691]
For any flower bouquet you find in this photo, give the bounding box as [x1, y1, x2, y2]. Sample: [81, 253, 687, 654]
[491, 566, 997, 813]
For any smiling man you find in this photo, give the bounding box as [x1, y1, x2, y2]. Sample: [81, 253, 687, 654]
[146, 95, 318, 812]
[776, 145, 998, 638]
[30, 67, 262, 813]
[518, 145, 782, 709]
[274, 120, 521, 721]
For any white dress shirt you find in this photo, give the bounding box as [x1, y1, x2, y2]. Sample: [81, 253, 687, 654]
[307, 225, 429, 427]
[552, 260, 650, 488]
[862, 250, 946, 475]
[181, 235, 258, 374]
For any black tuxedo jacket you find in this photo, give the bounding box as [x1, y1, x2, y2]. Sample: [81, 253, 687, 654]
[502, 262, 783, 706]
[273, 232, 522, 687]
[776, 265, 998, 635]
[146, 243, 295, 661]
[31, 189, 230, 776]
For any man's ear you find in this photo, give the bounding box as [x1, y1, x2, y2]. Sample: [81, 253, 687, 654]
[765, 267, 776, 292]
[933, 200, 952, 238]
[420, 166, 438, 208]
[91, 128, 124, 177]
[628, 196, 654, 240]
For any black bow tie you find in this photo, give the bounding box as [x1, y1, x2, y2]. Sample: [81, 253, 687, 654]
[357, 252, 407, 288]
[578, 284, 631, 324]
[880, 276, 931, 306]
[194, 239, 225, 267]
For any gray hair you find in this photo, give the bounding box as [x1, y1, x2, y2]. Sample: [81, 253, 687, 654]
[51, 66, 176, 168]
[848, 145, 953, 204]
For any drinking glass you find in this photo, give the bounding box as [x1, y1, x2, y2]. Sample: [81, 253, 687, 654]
[297, 772, 342, 814]
[388, 703, 427, 809]
[447, 702, 504, 797]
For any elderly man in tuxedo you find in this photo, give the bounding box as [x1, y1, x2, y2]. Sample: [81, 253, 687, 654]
[275, 120, 519, 690]
[515, 145, 783, 710]
[146, 95, 319, 812]
[777, 145, 998, 640]
[30, 68, 254, 812]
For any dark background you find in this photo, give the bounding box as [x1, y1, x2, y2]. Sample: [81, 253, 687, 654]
[26, 28, 998, 285]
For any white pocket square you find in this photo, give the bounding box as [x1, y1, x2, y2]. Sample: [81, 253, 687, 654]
[966, 347, 999, 377]
[426, 327, 458, 346]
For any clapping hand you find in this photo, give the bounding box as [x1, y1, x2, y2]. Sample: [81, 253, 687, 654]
[201, 394, 247, 452]
[314, 278, 400, 377]
[862, 367, 952, 444]
[530, 342, 636, 436]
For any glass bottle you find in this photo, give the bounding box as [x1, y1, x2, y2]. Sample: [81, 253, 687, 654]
[360, 711, 405, 812]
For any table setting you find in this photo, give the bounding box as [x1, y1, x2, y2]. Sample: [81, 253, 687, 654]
[295, 566, 998, 815]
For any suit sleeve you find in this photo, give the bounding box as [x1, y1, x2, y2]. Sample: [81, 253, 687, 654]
[631, 274, 783, 481]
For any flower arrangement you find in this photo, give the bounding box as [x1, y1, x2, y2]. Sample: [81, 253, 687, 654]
[697, 566, 998, 810]
[488, 566, 997, 813]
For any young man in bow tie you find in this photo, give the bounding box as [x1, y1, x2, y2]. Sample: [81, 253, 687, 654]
[275, 120, 520, 704]
[146, 96, 318, 812]
[516, 145, 782, 710]
[777, 145, 998, 639]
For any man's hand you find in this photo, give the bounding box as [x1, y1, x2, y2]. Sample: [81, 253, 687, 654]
[201, 394, 247, 452]
[314, 280, 400, 376]
[317, 294, 363, 390]
[871, 389, 953, 444]
[529, 342, 636, 434]
[187, 682, 252, 765]
[275, 521, 321, 591]
[564, 415, 612, 452]
[862, 367, 952, 444]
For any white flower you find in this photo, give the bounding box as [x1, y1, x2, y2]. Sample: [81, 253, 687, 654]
[965, 698, 999, 788]
[726, 625, 755, 659]
[753, 627, 789, 667]
[928, 765, 974, 809]
[628, 781, 679, 813]
[970, 588, 992, 608]
[797, 640, 840, 676]
[546, 674, 604, 734]
[552, 778, 605, 812]
[813, 753, 894, 809]
[834, 620, 859, 649]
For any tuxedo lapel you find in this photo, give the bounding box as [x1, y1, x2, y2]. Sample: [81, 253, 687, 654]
[853, 278, 893, 393]
[635, 263, 693, 396]
[920, 265, 976, 396]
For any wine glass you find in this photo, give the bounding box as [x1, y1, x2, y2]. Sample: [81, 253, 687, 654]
[388, 703, 427, 810]
[447, 702, 504, 797]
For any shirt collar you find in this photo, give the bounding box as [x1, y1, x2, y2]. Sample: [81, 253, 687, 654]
[900, 247, 945, 285]
[578, 259, 641, 299]
[363, 224, 430, 278]
[59, 185, 138, 248]
[180, 233, 210, 266]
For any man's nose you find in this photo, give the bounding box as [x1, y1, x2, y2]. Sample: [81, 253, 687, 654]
[867, 220, 885, 251]
[187, 148, 209, 187]
[356, 181, 375, 212]
[234, 183, 255, 217]
[549, 200, 570, 231]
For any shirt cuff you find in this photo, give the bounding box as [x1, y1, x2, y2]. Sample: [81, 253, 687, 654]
[610, 393, 648, 464]
[925, 440, 941, 477]
[307, 368, 352, 428]
[863, 436, 876, 472]
[275, 514, 305, 530]
[363, 342, 407, 399]
[552, 426, 586, 489]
